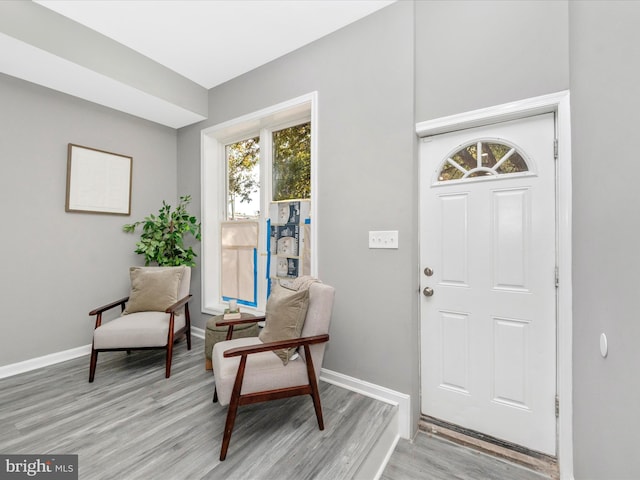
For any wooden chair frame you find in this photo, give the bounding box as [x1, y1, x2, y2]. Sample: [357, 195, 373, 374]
[213, 316, 329, 461]
[88, 294, 192, 382]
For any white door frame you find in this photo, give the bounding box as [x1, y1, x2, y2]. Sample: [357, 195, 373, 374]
[416, 91, 573, 480]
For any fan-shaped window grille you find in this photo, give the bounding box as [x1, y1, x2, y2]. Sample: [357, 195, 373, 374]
[438, 141, 529, 182]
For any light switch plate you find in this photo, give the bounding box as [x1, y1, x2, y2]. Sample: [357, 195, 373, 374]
[369, 230, 398, 249]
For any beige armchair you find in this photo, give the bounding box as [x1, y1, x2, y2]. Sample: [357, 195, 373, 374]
[88, 266, 192, 382]
[212, 281, 335, 460]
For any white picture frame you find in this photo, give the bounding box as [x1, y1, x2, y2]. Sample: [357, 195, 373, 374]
[65, 143, 132, 215]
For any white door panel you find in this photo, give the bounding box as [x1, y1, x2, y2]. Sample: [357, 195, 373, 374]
[420, 114, 556, 455]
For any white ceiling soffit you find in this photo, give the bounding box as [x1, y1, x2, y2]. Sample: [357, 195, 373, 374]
[0, 0, 395, 128]
[0, 31, 204, 129]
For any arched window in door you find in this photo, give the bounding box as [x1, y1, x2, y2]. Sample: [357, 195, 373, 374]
[437, 140, 530, 182]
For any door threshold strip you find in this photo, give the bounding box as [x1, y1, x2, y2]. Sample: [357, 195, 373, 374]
[419, 416, 559, 480]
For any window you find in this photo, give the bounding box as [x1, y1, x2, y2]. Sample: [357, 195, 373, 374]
[227, 136, 260, 220]
[272, 123, 311, 201]
[437, 140, 529, 182]
[201, 93, 317, 314]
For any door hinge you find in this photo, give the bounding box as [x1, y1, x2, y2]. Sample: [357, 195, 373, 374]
[555, 266, 559, 288]
[555, 395, 560, 417]
[554, 139, 559, 160]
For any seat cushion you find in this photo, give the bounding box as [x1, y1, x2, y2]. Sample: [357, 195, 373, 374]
[212, 337, 309, 406]
[258, 282, 309, 365]
[93, 311, 185, 349]
[123, 266, 185, 314]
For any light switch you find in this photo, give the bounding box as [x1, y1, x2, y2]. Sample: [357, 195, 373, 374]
[369, 230, 399, 249]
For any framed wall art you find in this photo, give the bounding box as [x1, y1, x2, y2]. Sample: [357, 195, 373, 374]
[65, 143, 132, 215]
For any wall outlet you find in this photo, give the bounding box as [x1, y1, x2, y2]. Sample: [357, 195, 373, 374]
[369, 230, 399, 249]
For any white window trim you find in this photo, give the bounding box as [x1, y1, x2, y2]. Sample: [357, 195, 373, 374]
[200, 92, 318, 315]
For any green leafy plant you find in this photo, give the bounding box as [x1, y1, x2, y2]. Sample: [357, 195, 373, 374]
[123, 195, 201, 267]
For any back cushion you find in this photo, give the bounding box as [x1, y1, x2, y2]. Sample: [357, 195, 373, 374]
[259, 282, 309, 365]
[123, 266, 185, 314]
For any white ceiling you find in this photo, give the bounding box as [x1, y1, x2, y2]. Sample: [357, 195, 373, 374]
[0, 1, 394, 127]
[36, 0, 395, 89]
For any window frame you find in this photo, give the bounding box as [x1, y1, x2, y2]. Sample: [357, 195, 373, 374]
[200, 92, 318, 315]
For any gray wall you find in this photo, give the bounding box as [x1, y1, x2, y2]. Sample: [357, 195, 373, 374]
[570, 2, 640, 477]
[415, 0, 569, 121]
[0, 73, 178, 367]
[178, 0, 419, 421]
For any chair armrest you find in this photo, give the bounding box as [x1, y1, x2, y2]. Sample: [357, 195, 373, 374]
[89, 297, 129, 316]
[166, 294, 192, 313]
[215, 315, 265, 328]
[223, 334, 329, 358]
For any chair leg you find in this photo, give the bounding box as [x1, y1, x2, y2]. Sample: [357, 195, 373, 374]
[220, 354, 247, 461]
[304, 345, 324, 430]
[220, 395, 240, 461]
[185, 304, 192, 351]
[89, 348, 98, 383]
[165, 343, 173, 378]
[309, 383, 324, 431]
[166, 313, 176, 378]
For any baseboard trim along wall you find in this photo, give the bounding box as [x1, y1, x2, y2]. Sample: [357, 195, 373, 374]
[0, 328, 210, 379]
[191, 326, 205, 339]
[0, 344, 92, 380]
[355, 408, 400, 480]
[320, 368, 411, 440]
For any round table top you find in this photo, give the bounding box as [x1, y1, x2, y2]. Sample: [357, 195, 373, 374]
[206, 312, 257, 332]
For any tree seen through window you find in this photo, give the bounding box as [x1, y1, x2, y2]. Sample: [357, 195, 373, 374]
[226, 122, 311, 219]
[272, 122, 311, 201]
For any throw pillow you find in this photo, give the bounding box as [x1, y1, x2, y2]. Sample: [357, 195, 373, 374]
[259, 281, 310, 365]
[123, 266, 185, 314]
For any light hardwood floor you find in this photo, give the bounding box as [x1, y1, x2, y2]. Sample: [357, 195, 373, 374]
[0, 337, 551, 479]
[0, 337, 395, 479]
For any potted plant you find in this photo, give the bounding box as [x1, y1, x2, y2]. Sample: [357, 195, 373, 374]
[123, 195, 201, 266]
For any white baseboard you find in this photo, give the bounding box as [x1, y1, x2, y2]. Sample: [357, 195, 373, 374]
[0, 344, 92, 379]
[191, 326, 205, 339]
[320, 368, 411, 440]
[354, 408, 400, 480]
[0, 328, 209, 380]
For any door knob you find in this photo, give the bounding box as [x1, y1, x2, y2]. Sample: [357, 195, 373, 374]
[424, 267, 433, 276]
[423, 287, 434, 297]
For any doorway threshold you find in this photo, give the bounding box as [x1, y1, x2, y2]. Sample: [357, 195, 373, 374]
[419, 415, 559, 480]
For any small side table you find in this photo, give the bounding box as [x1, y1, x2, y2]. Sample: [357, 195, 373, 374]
[204, 313, 259, 371]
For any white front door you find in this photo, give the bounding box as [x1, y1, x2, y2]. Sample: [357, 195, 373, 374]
[419, 113, 557, 455]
